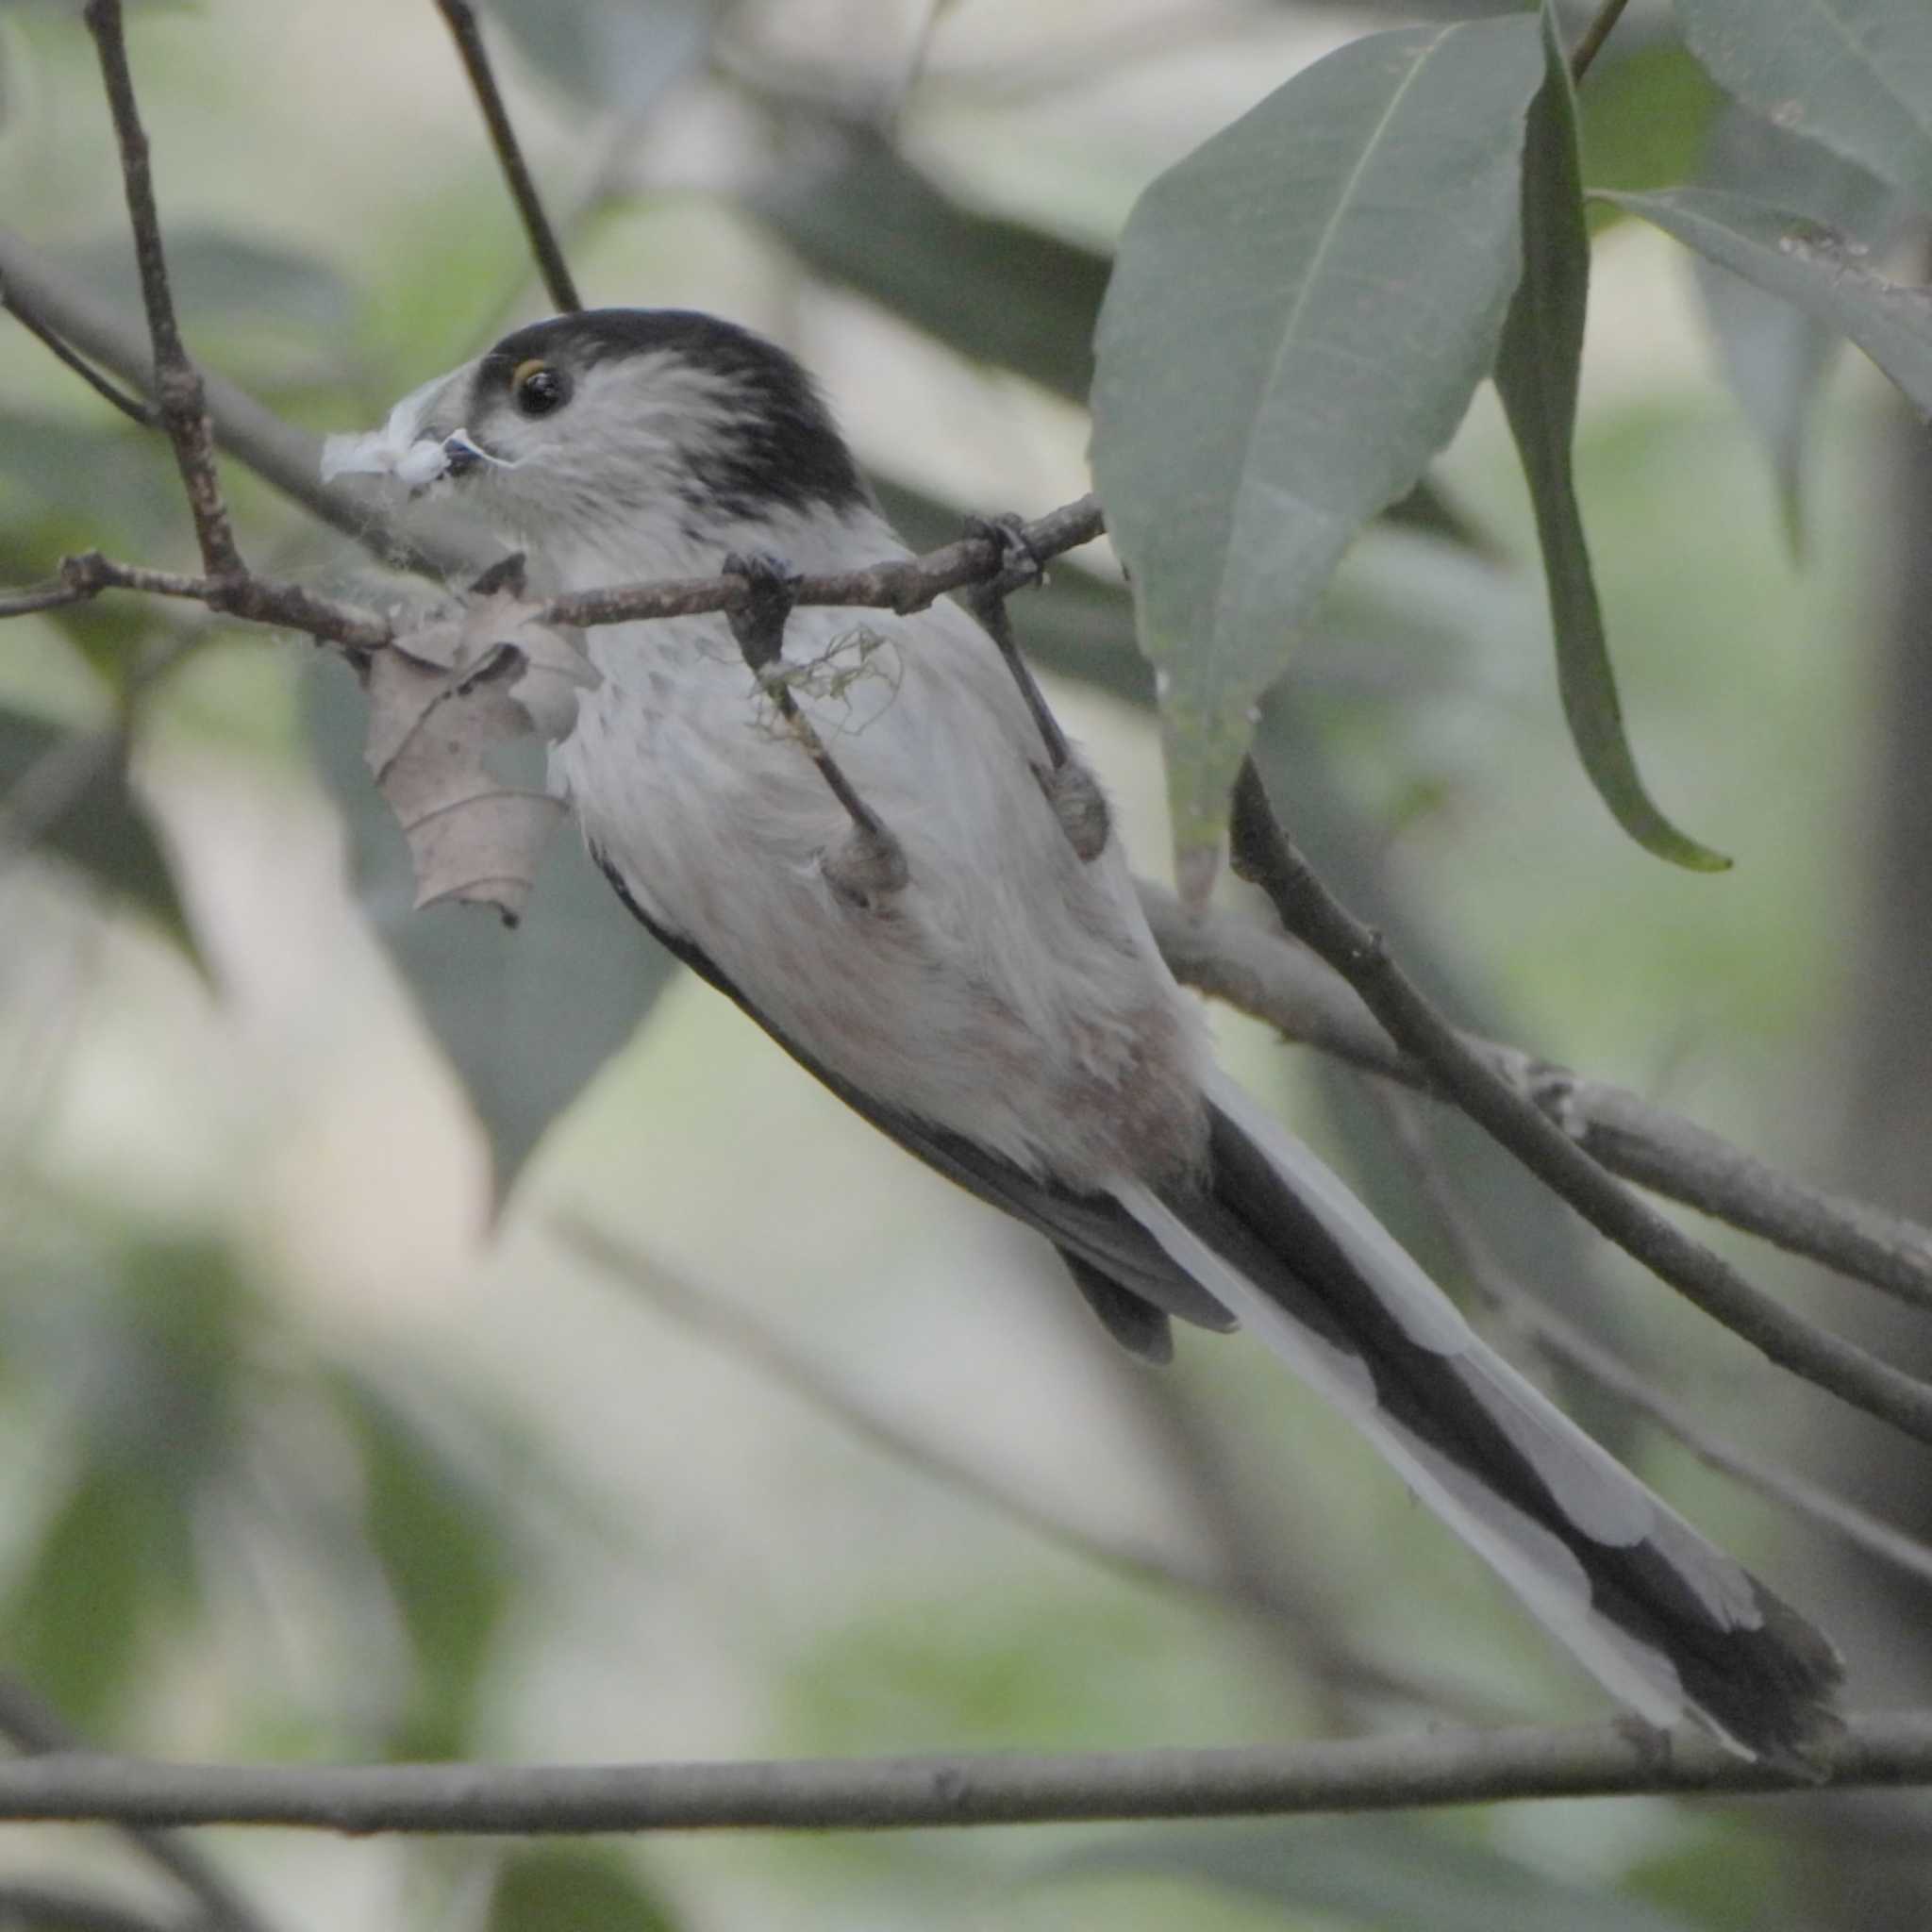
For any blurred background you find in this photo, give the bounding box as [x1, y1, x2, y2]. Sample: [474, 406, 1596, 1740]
[2, 0, 1929, 1925]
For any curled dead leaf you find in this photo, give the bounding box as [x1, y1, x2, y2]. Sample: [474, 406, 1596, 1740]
[364, 585, 600, 924]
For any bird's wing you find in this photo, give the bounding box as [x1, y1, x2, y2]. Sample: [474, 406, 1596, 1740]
[588, 844, 1232, 1336]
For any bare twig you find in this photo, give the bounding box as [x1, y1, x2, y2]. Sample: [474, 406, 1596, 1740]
[1368, 1086, 1932, 1592]
[0, 232, 478, 578]
[0, 1678, 268, 1932]
[0, 582, 94, 620]
[543, 494, 1108, 631]
[0, 280, 157, 427]
[42, 553, 390, 655]
[432, 0, 583, 313]
[1140, 885, 1932, 1315]
[0, 1712, 1930, 1833]
[81, 0, 242, 576]
[1568, 0, 1634, 84]
[1226, 758, 1932, 1449]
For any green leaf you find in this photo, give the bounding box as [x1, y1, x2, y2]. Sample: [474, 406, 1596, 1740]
[754, 133, 1111, 404]
[1091, 17, 1545, 891]
[1046, 1819, 1702, 1932]
[1673, 0, 1932, 208]
[486, 1847, 681, 1932]
[1496, 8, 1728, 870]
[305, 657, 676, 1200]
[1690, 110, 1902, 552]
[1605, 184, 1932, 413]
[0, 708, 205, 954]
[484, 0, 711, 113]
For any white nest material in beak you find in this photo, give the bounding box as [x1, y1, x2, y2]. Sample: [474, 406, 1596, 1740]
[320, 372, 451, 486]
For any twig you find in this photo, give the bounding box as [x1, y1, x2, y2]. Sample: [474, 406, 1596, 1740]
[0, 1712, 1930, 1833]
[0, 281, 157, 427]
[1368, 1085, 1932, 1592]
[0, 233, 477, 579]
[81, 0, 242, 577]
[432, 0, 583, 313]
[1226, 759, 1932, 1449]
[0, 582, 94, 620]
[40, 553, 390, 655]
[1568, 0, 1634, 84]
[0, 1679, 268, 1932]
[1139, 884, 1932, 1314]
[543, 494, 1108, 630]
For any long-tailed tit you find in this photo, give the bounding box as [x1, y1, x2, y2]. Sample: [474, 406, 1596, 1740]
[329, 308, 1841, 1768]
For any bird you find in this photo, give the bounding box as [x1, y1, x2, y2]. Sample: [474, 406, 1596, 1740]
[327, 306, 1843, 1770]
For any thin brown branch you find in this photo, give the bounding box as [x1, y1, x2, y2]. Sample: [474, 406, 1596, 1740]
[0, 1679, 269, 1932]
[1226, 759, 1932, 1449]
[0, 1712, 1930, 1833]
[432, 0, 583, 313]
[36, 553, 391, 655]
[542, 494, 1108, 630]
[1140, 884, 1932, 1315]
[0, 281, 157, 427]
[81, 0, 242, 577]
[0, 232, 477, 578]
[1568, 0, 1634, 84]
[0, 582, 93, 620]
[1367, 1085, 1932, 1593]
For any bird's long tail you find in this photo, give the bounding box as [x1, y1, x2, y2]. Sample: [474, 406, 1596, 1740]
[1111, 1075, 1842, 1771]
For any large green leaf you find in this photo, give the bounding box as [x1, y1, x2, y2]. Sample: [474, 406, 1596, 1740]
[305, 656, 676, 1201]
[1046, 1819, 1700, 1932]
[1604, 186, 1932, 413]
[1673, 0, 1932, 208]
[754, 133, 1111, 405]
[1090, 18, 1545, 891]
[0, 708, 202, 955]
[1690, 110, 1901, 552]
[1496, 6, 1727, 870]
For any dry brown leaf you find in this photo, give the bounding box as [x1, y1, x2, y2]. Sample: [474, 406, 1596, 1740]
[365, 588, 599, 924]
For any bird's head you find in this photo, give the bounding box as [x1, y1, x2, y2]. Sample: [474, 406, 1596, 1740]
[324, 308, 872, 560]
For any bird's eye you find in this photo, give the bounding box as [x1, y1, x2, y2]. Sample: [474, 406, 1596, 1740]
[512, 359, 570, 417]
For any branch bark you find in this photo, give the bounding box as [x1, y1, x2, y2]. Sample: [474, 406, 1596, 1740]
[0, 1713, 1927, 1835]
[432, 0, 582, 313]
[1226, 759, 1932, 1449]
[81, 0, 242, 578]
[1140, 885, 1932, 1314]
[0, 1678, 269, 1932]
